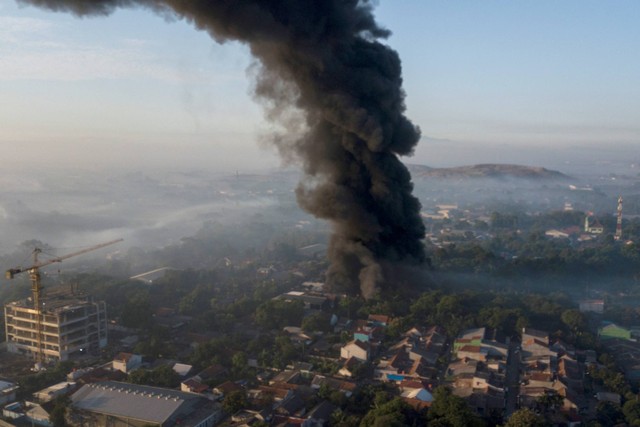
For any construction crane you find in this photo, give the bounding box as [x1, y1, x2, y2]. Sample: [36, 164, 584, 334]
[5, 238, 123, 364]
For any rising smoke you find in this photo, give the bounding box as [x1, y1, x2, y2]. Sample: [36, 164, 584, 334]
[18, 0, 426, 298]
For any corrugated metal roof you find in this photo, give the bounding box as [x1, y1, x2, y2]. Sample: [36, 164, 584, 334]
[71, 381, 198, 424]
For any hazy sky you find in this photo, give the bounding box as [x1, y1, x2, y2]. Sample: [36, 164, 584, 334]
[1, 0, 639, 171]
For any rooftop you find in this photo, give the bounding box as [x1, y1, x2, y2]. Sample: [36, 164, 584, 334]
[7, 292, 100, 314]
[71, 381, 217, 426]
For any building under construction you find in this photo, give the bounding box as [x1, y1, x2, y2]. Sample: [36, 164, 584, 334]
[4, 290, 107, 362]
[3, 238, 120, 364]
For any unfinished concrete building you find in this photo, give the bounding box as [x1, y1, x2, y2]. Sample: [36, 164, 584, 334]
[4, 291, 107, 362]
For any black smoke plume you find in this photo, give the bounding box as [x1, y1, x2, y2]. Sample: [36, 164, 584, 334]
[19, 0, 426, 298]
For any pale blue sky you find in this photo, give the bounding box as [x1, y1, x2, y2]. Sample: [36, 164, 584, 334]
[1, 1, 639, 171]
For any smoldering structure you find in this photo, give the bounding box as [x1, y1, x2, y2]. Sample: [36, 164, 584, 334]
[20, 0, 426, 298]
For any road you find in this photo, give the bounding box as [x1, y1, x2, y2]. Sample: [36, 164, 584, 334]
[504, 339, 521, 418]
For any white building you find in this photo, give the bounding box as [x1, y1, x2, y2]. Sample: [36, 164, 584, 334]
[579, 299, 605, 314]
[112, 352, 143, 373]
[341, 340, 370, 362]
[4, 293, 107, 362]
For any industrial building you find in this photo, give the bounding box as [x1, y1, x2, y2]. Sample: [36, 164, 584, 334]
[4, 291, 107, 362]
[70, 381, 223, 427]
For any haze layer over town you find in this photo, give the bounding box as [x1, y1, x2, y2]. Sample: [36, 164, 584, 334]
[0, 1, 639, 426]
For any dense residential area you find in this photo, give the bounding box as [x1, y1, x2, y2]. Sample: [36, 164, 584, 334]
[2, 244, 640, 426]
[2, 0, 639, 424]
[0, 167, 639, 426]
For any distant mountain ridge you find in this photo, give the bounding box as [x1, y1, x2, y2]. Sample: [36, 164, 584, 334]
[407, 163, 569, 180]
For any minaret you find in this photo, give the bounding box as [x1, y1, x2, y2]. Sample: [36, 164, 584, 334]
[584, 214, 590, 233]
[615, 196, 623, 240]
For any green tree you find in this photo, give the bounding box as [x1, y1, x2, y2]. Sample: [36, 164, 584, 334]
[536, 391, 564, 419]
[623, 399, 640, 426]
[255, 299, 304, 330]
[189, 336, 233, 369]
[428, 386, 484, 427]
[359, 397, 422, 427]
[596, 400, 624, 426]
[151, 364, 180, 388]
[232, 351, 247, 373]
[302, 312, 332, 333]
[504, 408, 545, 427]
[18, 361, 74, 398]
[331, 409, 360, 427]
[49, 395, 70, 427]
[338, 296, 363, 319]
[134, 326, 173, 358]
[128, 365, 180, 388]
[271, 335, 299, 369]
[436, 295, 467, 335]
[490, 212, 519, 229]
[128, 368, 152, 385]
[561, 309, 587, 334]
[222, 390, 248, 414]
[120, 295, 153, 330]
[409, 291, 443, 323]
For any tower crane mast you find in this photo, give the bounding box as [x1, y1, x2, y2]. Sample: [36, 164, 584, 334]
[5, 238, 123, 364]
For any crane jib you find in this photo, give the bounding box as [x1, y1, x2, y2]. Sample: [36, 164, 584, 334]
[5, 238, 123, 280]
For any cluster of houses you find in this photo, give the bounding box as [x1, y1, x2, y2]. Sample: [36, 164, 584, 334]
[437, 325, 626, 425]
[377, 326, 444, 381]
[336, 316, 630, 425]
[419, 198, 629, 248]
[441, 324, 640, 425]
[4, 285, 640, 426]
[335, 317, 640, 425]
[0, 350, 350, 426]
[517, 328, 587, 424]
[447, 327, 509, 418]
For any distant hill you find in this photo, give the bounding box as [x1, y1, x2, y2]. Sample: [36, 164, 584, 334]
[407, 163, 569, 180]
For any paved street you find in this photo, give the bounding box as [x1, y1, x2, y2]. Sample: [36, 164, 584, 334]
[504, 339, 521, 418]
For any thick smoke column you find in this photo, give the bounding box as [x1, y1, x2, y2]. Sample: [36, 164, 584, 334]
[19, 0, 426, 298]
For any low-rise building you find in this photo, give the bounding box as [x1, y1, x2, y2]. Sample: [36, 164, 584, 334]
[310, 376, 357, 397]
[453, 328, 508, 362]
[276, 291, 328, 310]
[194, 364, 228, 384]
[341, 340, 369, 362]
[0, 380, 18, 405]
[34, 381, 76, 403]
[338, 357, 361, 378]
[579, 299, 604, 314]
[181, 378, 209, 394]
[112, 352, 142, 373]
[70, 381, 223, 427]
[599, 322, 631, 341]
[304, 401, 337, 427]
[270, 370, 301, 385]
[3, 401, 52, 426]
[212, 381, 243, 400]
[522, 328, 550, 346]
